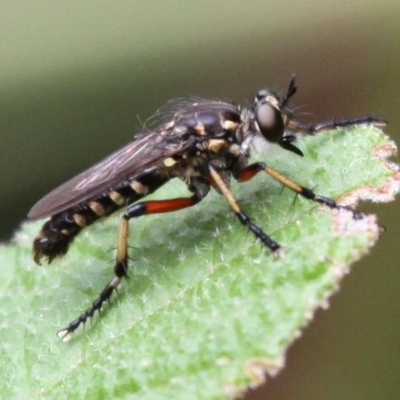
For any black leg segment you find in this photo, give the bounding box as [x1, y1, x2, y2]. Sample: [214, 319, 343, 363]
[287, 116, 387, 135]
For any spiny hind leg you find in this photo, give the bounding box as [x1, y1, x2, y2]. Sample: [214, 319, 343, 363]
[57, 194, 203, 341]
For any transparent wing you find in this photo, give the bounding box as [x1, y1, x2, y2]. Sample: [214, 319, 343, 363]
[28, 130, 187, 220]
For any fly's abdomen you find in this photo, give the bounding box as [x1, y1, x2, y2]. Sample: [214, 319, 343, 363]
[33, 173, 168, 264]
[33, 213, 84, 264]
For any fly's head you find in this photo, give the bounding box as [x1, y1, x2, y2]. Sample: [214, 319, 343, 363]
[252, 75, 303, 157]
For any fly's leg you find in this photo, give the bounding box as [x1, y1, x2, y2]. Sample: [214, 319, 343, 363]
[208, 165, 281, 253]
[57, 194, 204, 341]
[287, 116, 387, 135]
[235, 162, 361, 218]
[280, 116, 387, 156]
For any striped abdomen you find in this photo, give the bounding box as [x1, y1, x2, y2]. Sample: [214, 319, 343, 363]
[33, 172, 169, 264]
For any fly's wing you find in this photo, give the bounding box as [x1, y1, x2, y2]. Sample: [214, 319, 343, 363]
[28, 130, 188, 220]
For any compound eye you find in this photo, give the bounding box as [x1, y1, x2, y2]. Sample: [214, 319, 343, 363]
[255, 103, 284, 143]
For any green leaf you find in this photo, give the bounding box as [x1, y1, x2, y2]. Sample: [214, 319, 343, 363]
[1, 126, 398, 399]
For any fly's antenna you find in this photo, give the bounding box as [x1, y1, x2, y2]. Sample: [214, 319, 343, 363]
[279, 75, 297, 109]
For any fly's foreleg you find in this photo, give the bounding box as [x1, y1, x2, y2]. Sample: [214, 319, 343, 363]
[287, 116, 387, 135]
[235, 162, 361, 217]
[57, 194, 203, 341]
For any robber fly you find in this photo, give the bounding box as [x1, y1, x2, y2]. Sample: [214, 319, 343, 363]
[28, 76, 386, 341]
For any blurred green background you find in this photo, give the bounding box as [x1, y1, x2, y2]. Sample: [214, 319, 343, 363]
[1, 2, 399, 399]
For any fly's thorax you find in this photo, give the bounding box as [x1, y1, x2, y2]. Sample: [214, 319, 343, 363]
[172, 101, 241, 139]
[165, 136, 244, 185]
